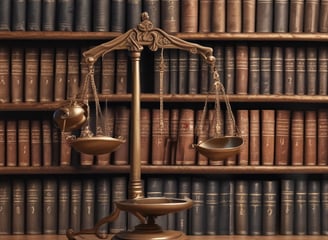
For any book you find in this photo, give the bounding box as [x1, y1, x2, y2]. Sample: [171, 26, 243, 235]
[306, 47, 318, 95]
[191, 177, 205, 235]
[295, 47, 306, 95]
[26, 0, 41, 31]
[40, 48, 54, 102]
[56, 0, 74, 31]
[273, 0, 289, 32]
[262, 180, 278, 235]
[26, 178, 42, 234]
[235, 45, 249, 94]
[178, 50, 188, 94]
[307, 180, 321, 235]
[225, 110, 237, 165]
[249, 110, 260, 165]
[218, 179, 234, 234]
[195, 109, 209, 166]
[169, 50, 179, 94]
[110, 176, 127, 233]
[126, 0, 142, 30]
[205, 178, 219, 235]
[111, 0, 126, 32]
[260, 46, 272, 94]
[304, 0, 320, 32]
[140, 108, 151, 165]
[280, 179, 295, 235]
[256, 0, 273, 32]
[146, 177, 165, 228]
[176, 176, 191, 234]
[291, 111, 304, 165]
[43, 177, 58, 234]
[224, 45, 235, 94]
[12, 0, 26, 31]
[318, 46, 328, 95]
[67, 48, 80, 99]
[284, 47, 296, 95]
[188, 53, 199, 94]
[318, 109, 328, 165]
[154, 50, 169, 94]
[51, 125, 60, 166]
[242, 0, 256, 32]
[101, 51, 115, 94]
[163, 177, 178, 230]
[272, 46, 284, 95]
[41, 0, 56, 31]
[0, 0, 11, 30]
[275, 110, 291, 165]
[213, 46, 225, 87]
[12, 178, 25, 234]
[319, 0, 328, 32]
[6, 119, 17, 167]
[0, 179, 11, 234]
[11, 47, 24, 103]
[58, 178, 70, 234]
[295, 178, 307, 235]
[161, 0, 179, 32]
[181, 0, 198, 32]
[70, 179, 82, 231]
[289, 0, 304, 32]
[42, 119, 52, 166]
[24, 48, 39, 102]
[75, 0, 91, 31]
[54, 48, 67, 101]
[0, 120, 4, 166]
[115, 51, 128, 94]
[237, 110, 249, 166]
[249, 180, 262, 235]
[234, 180, 249, 235]
[227, 0, 242, 32]
[322, 178, 328, 234]
[18, 120, 30, 166]
[169, 109, 179, 165]
[96, 176, 110, 234]
[143, 0, 160, 28]
[81, 178, 95, 229]
[0, 47, 10, 103]
[248, 46, 260, 94]
[199, 0, 211, 32]
[304, 110, 317, 165]
[93, 0, 110, 31]
[200, 57, 210, 94]
[60, 132, 72, 166]
[212, 0, 226, 32]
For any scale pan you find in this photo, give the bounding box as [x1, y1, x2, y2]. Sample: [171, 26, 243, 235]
[115, 197, 193, 217]
[70, 136, 125, 155]
[194, 136, 243, 161]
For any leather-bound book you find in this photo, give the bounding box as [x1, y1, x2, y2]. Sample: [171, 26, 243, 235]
[143, 0, 160, 28]
[6, 119, 17, 167]
[249, 180, 262, 235]
[175, 109, 196, 165]
[227, 0, 242, 32]
[261, 110, 275, 166]
[200, 58, 210, 94]
[196, 109, 209, 166]
[307, 180, 321, 235]
[161, 0, 179, 32]
[295, 47, 306, 95]
[319, 0, 328, 32]
[169, 50, 179, 94]
[272, 46, 283, 95]
[242, 0, 256, 32]
[113, 106, 130, 165]
[11, 47, 24, 103]
[169, 109, 179, 165]
[41, 0, 56, 31]
[115, 51, 128, 94]
[0, 0, 11, 30]
[235, 180, 249, 235]
[181, 0, 198, 32]
[260, 46, 272, 94]
[199, 0, 211, 32]
[235, 45, 249, 95]
[284, 47, 296, 95]
[12, 178, 25, 234]
[111, 0, 126, 32]
[42, 119, 52, 166]
[127, 0, 142, 30]
[291, 111, 304, 165]
[0, 179, 11, 234]
[43, 177, 58, 234]
[318, 109, 328, 165]
[110, 176, 127, 233]
[225, 111, 237, 165]
[256, 0, 273, 32]
[96, 176, 110, 234]
[322, 179, 328, 234]
[318, 46, 328, 95]
[214, 46, 225, 86]
[275, 110, 291, 165]
[205, 178, 219, 235]
[212, 0, 226, 32]
[178, 50, 188, 94]
[18, 120, 30, 167]
[58, 178, 70, 234]
[306, 47, 318, 95]
[0, 120, 4, 166]
[248, 46, 260, 94]
[40, 48, 54, 102]
[224, 45, 235, 94]
[26, 178, 42, 234]
[75, 0, 91, 31]
[70, 179, 82, 231]
[280, 179, 294, 235]
[249, 110, 260, 165]
[295, 178, 307, 235]
[140, 108, 151, 165]
[60, 132, 72, 166]
[273, 0, 289, 32]
[54, 48, 67, 101]
[0, 47, 10, 103]
[25, 48, 39, 102]
[218, 179, 234, 234]
[304, 0, 320, 32]
[101, 51, 115, 94]
[262, 180, 278, 235]
[51, 125, 60, 166]
[26, 0, 41, 31]
[31, 120, 41, 166]
[289, 0, 305, 32]
[304, 110, 317, 166]
[12, 0, 26, 31]
[188, 53, 199, 94]
[56, 0, 74, 31]
[208, 109, 224, 165]
[191, 177, 205, 235]
[67, 48, 80, 99]
[93, 0, 110, 31]
[163, 177, 178, 230]
[237, 109, 249, 166]
[176, 176, 191, 234]
[81, 178, 95, 229]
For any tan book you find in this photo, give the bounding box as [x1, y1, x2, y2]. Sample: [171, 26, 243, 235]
[235, 45, 249, 95]
[275, 110, 291, 165]
[242, 0, 256, 32]
[318, 109, 328, 165]
[24, 48, 39, 102]
[249, 110, 260, 165]
[181, 0, 198, 32]
[319, 0, 328, 32]
[18, 120, 30, 167]
[291, 111, 304, 165]
[227, 0, 242, 32]
[11, 47, 24, 103]
[304, 110, 317, 166]
[237, 110, 249, 166]
[212, 0, 226, 32]
[199, 0, 211, 32]
[60, 132, 72, 166]
[0, 47, 9, 103]
[54, 48, 67, 102]
[261, 110, 275, 166]
[289, 0, 304, 32]
[6, 119, 17, 167]
[272, 46, 284, 95]
[304, 0, 320, 32]
[40, 48, 55, 102]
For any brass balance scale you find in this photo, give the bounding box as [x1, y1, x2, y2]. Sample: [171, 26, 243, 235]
[53, 12, 243, 240]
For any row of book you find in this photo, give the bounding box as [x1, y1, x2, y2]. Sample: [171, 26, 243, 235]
[1, 175, 328, 235]
[1, 107, 328, 167]
[0, 0, 327, 33]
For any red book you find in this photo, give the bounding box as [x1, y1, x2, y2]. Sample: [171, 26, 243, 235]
[318, 109, 328, 165]
[291, 111, 304, 165]
[261, 110, 275, 166]
[304, 110, 317, 166]
[235, 45, 249, 94]
[237, 110, 249, 166]
[275, 110, 291, 165]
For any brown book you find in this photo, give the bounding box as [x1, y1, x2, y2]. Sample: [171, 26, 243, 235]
[181, 0, 198, 32]
[81, 178, 95, 229]
[291, 111, 304, 165]
[67, 48, 80, 99]
[304, 0, 320, 32]
[24, 48, 39, 102]
[237, 109, 249, 166]
[275, 110, 291, 165]
[175, 109, 196, 165]
[161, 0, 180, 33]
[319, 0, 328, 32]
[306, 47, 318, 95]
[225, 110, 237, 165]
[235, 180, 249, 235]
[58, 178, 70, 234]
[11, 47, 24, 103]
[242, 0, 256, 32]
[256, 0, 273, 32]
[40, 48, 54, 102]
[140, 108, 151, 165]
[18, 120, 30, 167]
[273, 0, 289, 32]
[196, 109, 209, 166]
[249, 110, 260, 165]
[248, 46, 260, 94]
[70, 179, 82, 231]
[54, 48, 67, 102]
[272, 46, 284, 95]
[152, 109, 170, 165]
[318, 109, 328, 165]
[235, 45, 249, 94]
[101, 51, 115, 94]
[262, 180, 278, 235]
[212, 0, 226, 32]
[289, 0, 305, 32]
[227, 0, 242, 32]
[80, 152, 95, 166]
[6, 119, 17, 167]
[170, 109, 179, 165]
[60, 132, 72, 166]
[43, 177, 58, 234]
[214, 46, 225, 84]
[261, 110, 275, 166]
[12, 178, 25, 234]
[0, 47, 9, 103]
[115, 51, 128, 94]
[31, 120, 42, 167]
[42, 119, 52, 166]
[319, 46, 328, 95]
[284, 47, 296, 95]
[295, 47, 306, 95]
[188, 53, 199, 94]
[304, 110, 317, 166]
[224, 45, 235, 94]
[199, 0, 211, 32]
[26, 178, 42, 234]
[0, 178, 11, 234]
[260, 46, 272, 94]
[280, 179, 294, 235]
[0, 120, 4, 166]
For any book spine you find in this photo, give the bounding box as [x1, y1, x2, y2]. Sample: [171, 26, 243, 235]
[43, 177, 58, 234]
[41, 0, 56, 31]
[318, 109, 328, 165]
[284, 47, 296, 95]
[289, 0, 304, 32]
[205, 179, 219, 235]
[81, 178, 95, 229]
[70, 179, 82, 231]
[307, 180, 321, 235]
[111, 0, 126, 32]
[199, 0, 211, 33]
[196, 109, 209, 166]
[224, 45, 235, 94]
[318, 46, 328, 95]
[18, 120, 30, 166]
[261, 110, 275, 165]
[26, 178, 42, 234]
[191, 177, 205, 235]
[188, 53, 199, 94]
[140, 108, 151, 165]
[176, 176, 191, 234]
[242, 0, 256, 32]
[115, 51, 128, 94]
[304, 0, 320, 32]
[0, 120, 4, 167]
[291, 111, 305, 165]
[260, 46, 272, 94]
[161, 0, 179, 33]
[6, 120, 17, 167]
[319, 0, 328, 32]
[295, 178, 307, 234]
[322, 179, 328, 234]
[0, 47, 10, 103]
[227, 0, 242, 32]
[237, 110, 249, 166]
[249, 180, 262, 235]
[181, 0, 198, 33]
[272, 46, 284, 94]
[42, 119, 52, 166]
[163, 177, 178, 230]
[262, 180, 278, 235]
[67, 48, 80, 99]
[273, 0, 289, 32]
[295, 47, 306, 95]
[93, 0, 110, 31]
[249, 110, 260, 165]
[235, 45, 249, 95]
[56, 0, 74, 31]
[212, 0, 226, 32]
[110, 176, 127, 233]
[24, 48, 39, 102]
[96, 177, 110, 234]
[0, 0, 11, 30]
[235, 180, 249, 235]
[12, 0, 26, 31]
[58, 178, 70, 234]
[26, 0, 41, 31]
[274, 110, 291, 165]
[248, 46, 260, 94]
[169, 50, 179, 94]
[54, 48, 67, 101]
[101, 51, 115, 94]
[11, 47, 24, 103]
[306, 47, 318, 95]
[12, 178, 25, 234]
[143, 0, 160, 28]
[74, 0, 91, 31]
[256, 0, 273, 32]
[40, 48, 54, 102]
[0, 179, 11, 234]
[126, 0, 142, 30]
[304, 110, 317, 166]
[280, 179, 294, 235]
[218, 180, 234, 234]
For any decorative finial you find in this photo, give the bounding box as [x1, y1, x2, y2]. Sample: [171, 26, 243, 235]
[141, 12, 149, 21]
